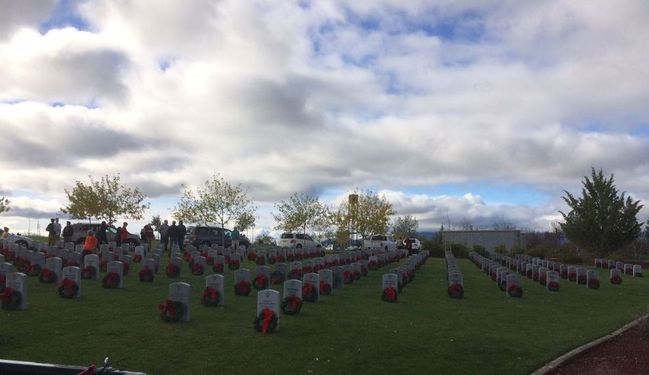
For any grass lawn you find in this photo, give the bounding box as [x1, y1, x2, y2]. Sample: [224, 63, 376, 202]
[2, 254, 649, 374]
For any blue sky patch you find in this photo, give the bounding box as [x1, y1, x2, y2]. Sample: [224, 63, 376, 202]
[39, 0, 90, 33]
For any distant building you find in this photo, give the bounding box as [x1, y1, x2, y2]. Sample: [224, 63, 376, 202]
[442, 230, 523, 252]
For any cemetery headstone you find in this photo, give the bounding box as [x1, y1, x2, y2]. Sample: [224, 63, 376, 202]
[382, 273, 399, 302]
[610, 268, 622, 285]
[59, 266, 81, 298]
[254, 265, 271, 290]
[633, 264, 643, 277]
[2, 272, 27, 310]
[160, 282, 191, 322]
[302, 273, 320, 303]
[318, 269, 333, 296]
[255, 289, 279, 334]
[203, 274, 225, 307]
[506, 273, 523, 297]
[546, 271, 560, 292]
[587, 270, 600, 289]
[281, 279, 303, 315]
[104, 261, 124, 289]
[234, 268, 252, 296]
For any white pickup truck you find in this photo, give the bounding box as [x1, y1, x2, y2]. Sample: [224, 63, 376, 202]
[363, 234, 397, 251]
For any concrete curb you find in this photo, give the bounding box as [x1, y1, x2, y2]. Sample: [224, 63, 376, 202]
[531, 312, 649, 375]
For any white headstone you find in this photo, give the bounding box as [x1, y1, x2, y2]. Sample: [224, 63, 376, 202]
[61, 266, 81, 298]
[302, 273, 320, 303]
[283, 279, 303, 299]
[546, 271, 560, 291]
[107, 261, 124, 288]
[382, 273, 399, 293]
[633, 264, 642, 277]
[83, 254, 99, 280]
[168, 282, 191, 322]
[5, 272, 27, 310]
[46, 257, 63, 281]
[205, 274, 225, 307]
[256, 289, 280, 332]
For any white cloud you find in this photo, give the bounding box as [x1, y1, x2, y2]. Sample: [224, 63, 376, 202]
[1, 0, 648, 234]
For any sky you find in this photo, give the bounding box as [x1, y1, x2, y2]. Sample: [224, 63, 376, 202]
[1, 0, 648, 238]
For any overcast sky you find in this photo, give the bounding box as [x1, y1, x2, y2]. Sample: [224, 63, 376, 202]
[1, 0, 648, 237]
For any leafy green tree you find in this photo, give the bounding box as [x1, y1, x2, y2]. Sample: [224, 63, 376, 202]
[330, 189, 395, 239]
[560, 168, 644, 256]
[173, 174, 256, 244]
[392, 215, 419, 239]
[61, 175, 149, 224]
[0, 196, 10, 214]
[150, 215, 162, 238]
[273, 192, 328, 235]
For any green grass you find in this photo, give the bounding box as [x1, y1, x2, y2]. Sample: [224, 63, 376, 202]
[2, 256, 649, 375]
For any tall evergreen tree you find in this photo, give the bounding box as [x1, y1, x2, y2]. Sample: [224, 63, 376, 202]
[560, 168, 643, 256]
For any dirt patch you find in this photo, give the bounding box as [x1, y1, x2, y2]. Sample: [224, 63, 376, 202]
[550, 317, 649, 375]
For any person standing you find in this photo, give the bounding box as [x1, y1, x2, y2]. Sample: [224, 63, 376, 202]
[158, 220, 169, 252]
[231, 227, 240, 251]
[168, 221, 178, 251]
[177, 220, 187, 252]
[46, 218, 56, 246]
[62, 221, 74, 244]
[97, 221, 108, 245]
[119, 222, 130, 246]
[144, 224, 155, 246]
[53, 218, 62, 242]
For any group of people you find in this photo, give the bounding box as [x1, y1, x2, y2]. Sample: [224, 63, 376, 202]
[156, 219, 187, 252]
[45, 218, 62, 246]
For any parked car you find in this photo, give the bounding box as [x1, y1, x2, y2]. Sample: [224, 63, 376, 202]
[186, 226, 251, 249]
[68, 223, 140, 245]
[277, 233, 322, 249]
[0, 229, 35, 249]
[363, 234, 397, 251]
[405, 238, 422, 253]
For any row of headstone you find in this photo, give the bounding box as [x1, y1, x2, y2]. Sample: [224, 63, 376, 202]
[469, 252, 524, 297]
[446, 251, 464, 299]
[594, 258, 642, 277]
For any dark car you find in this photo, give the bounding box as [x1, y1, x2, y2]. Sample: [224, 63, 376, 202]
[186, 226, 251, 249]
[69, 223, 140, 245]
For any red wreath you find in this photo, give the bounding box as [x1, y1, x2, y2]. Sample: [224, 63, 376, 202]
[1, 287, 22, 310]
[247, 252, 257, 262]
[253, 274, 268, 290]
[507, 285, 523, 298]
[39, 268, 57, 283]
[611, 275, 622, 285]
[191, 263, 204, 276]
[228, 259, 241, 271]
[288, 268, 302, 280]
[568, 272, 577, 282]
[343, 271, 354, 284]
[201, 287, 221, 307]
[547, 281, 560, 292]
[16, 258, 30, 273]
[81, 266, 96, 280]
[447, 283, 464, 299]
[166, 263, 180, 278]
[588, 278, 600, 289]
[302, 283, 317, 302]
[139, 267, 154, 282]
[271, 271, 285, 285]
[213, 263, 224, 273]
[102, 272, 121, 289]
[132, 254, 142, 263]
[281, 295, 303, 315]
[206, 256, 214, 266]
[159, 299, 185, 323]
[382, 287, 397, 303]
[254, 308, 278, 335]
[234, 280, 252, 296]
[314, 264, 322, 273]
[58, 278, 79, 299]
[303, 266, 313, 275]
[320, 281, 332, 295]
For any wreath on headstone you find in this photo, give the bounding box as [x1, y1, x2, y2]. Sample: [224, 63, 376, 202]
[343, 271, 354, 285]
[271, 271, 285, 285]
[254, 308, 278, 335]
[587, 278, 599, 289]
[81, 266, 96, 280]
[302, 266, 313, 275]
[228, 259, 241, 271]
[16, 258, 30, 273]
[253, 274, 268, 290]
[281, 295, 302, 315]
[58, 278, 79, 299]
[234, 280, 251, 296]
[39, 268, 57, 283]
[132, 254, 142, 263]
[213, 262, 224, 273]
[159, 299, 185, 323]
[27, 263, 42, 277]
[610, 275, 622, 285]
[507, 285, 523, 298]
[247, 251, 257, 262]
[288, 268, 302, 280]
[319, 281, 332, 296]
[0, 287, 22, 310]
[206, 256, 214, 266]
[547, 281, 560, 292]
[381, 287, 397, 303]
[191, 263, 204, 276]
[139, 267, 154, 282]
[166, 263, 180, 278]
[302, 283, 317, 303]
[447, 283, 464, 299]
[201, 287, 221, 307]
[102, 272, 121, 289]
[568, 271, 577, 282]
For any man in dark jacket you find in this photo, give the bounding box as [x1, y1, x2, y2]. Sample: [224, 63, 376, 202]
[168, 221, 178, 251]
[97, 221, 108, 244]
[62, 221, 74, 244]
[178, 220, 187, 252]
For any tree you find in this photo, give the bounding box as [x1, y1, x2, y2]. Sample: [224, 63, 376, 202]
[273, 192, 328, 235]
[559, 168, 644, 257]
[330, 189, 395, 239]
[392, 215, 419, 239]
[0, 196, 10, 214]
[236, 212, 256, 233]
[150, 215, 162, 238]
[255, 230, 275, 246]
[173, 174, 256, 244]
[61, 174, 149, 224]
